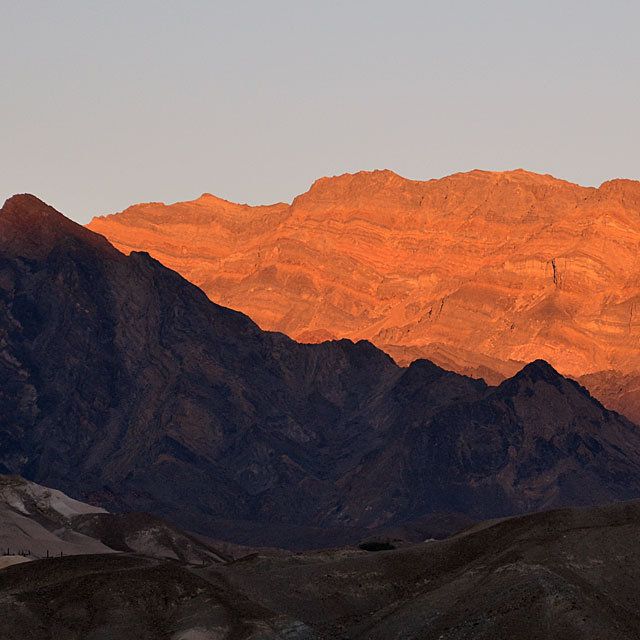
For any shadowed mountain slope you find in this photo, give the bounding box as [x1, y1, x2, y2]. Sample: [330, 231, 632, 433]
[88, 169, 640, 420]
[3, 194, 640, 548]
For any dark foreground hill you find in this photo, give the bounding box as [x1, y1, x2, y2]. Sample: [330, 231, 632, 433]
[3, 499, 640, 639]
[3, 194, 640, 547]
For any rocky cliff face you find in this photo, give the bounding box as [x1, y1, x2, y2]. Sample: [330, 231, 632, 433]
[4, 194, 640, 548]
[87, 170, 640, 419]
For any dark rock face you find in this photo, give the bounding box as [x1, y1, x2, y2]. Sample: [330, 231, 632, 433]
[3, 194, 640, 548]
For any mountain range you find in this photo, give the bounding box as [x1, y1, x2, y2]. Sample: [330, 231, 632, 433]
[87, 169, 640, 421]
[3, 194, 640, 549]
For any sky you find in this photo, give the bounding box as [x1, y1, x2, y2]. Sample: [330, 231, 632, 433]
[2, 0, 639, 224]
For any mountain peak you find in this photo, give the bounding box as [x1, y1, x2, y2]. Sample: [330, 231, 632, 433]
[1, 194, 118, 260]
[3, 193, 66, 222]
[291, 169, 419, 207]
[596, 178, 640, 208]
[513, 359, 562, 382]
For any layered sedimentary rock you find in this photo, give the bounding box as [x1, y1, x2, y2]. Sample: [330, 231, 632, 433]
[4, 195, 640, 548]
[87, 169, 640, 419]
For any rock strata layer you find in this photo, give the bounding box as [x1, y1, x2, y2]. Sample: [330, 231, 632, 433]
[88, 169, 640, 420]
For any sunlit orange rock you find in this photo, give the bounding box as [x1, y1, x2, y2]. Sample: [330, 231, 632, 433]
[87, 169, 640, 420]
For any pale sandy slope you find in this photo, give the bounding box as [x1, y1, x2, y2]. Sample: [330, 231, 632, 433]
[0, 474, 112, 559]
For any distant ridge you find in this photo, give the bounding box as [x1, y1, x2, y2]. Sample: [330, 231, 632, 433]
[87, 169, 640, 422]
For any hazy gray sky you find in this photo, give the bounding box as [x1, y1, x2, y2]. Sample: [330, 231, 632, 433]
[2, 1, 639, 223]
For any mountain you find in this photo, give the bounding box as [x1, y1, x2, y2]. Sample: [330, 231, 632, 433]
[4, 499, 640, 639]
[4, 194, 640, 548]
[87, 169, 640, 420]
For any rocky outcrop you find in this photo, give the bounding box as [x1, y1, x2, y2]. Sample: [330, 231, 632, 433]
[88, 170, 640, 420]
[4, 195, 640, 548]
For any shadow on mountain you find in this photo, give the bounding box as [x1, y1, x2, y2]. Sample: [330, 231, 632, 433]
[3, 195, 640, 549]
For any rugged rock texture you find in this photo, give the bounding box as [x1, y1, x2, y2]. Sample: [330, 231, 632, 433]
[4, 195, 640, 548]
[5, 500, 640, 638]
[88, 169, 640, 419]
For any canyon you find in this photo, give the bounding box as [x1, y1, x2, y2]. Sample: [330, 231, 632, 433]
[88, 169, 640, 420]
